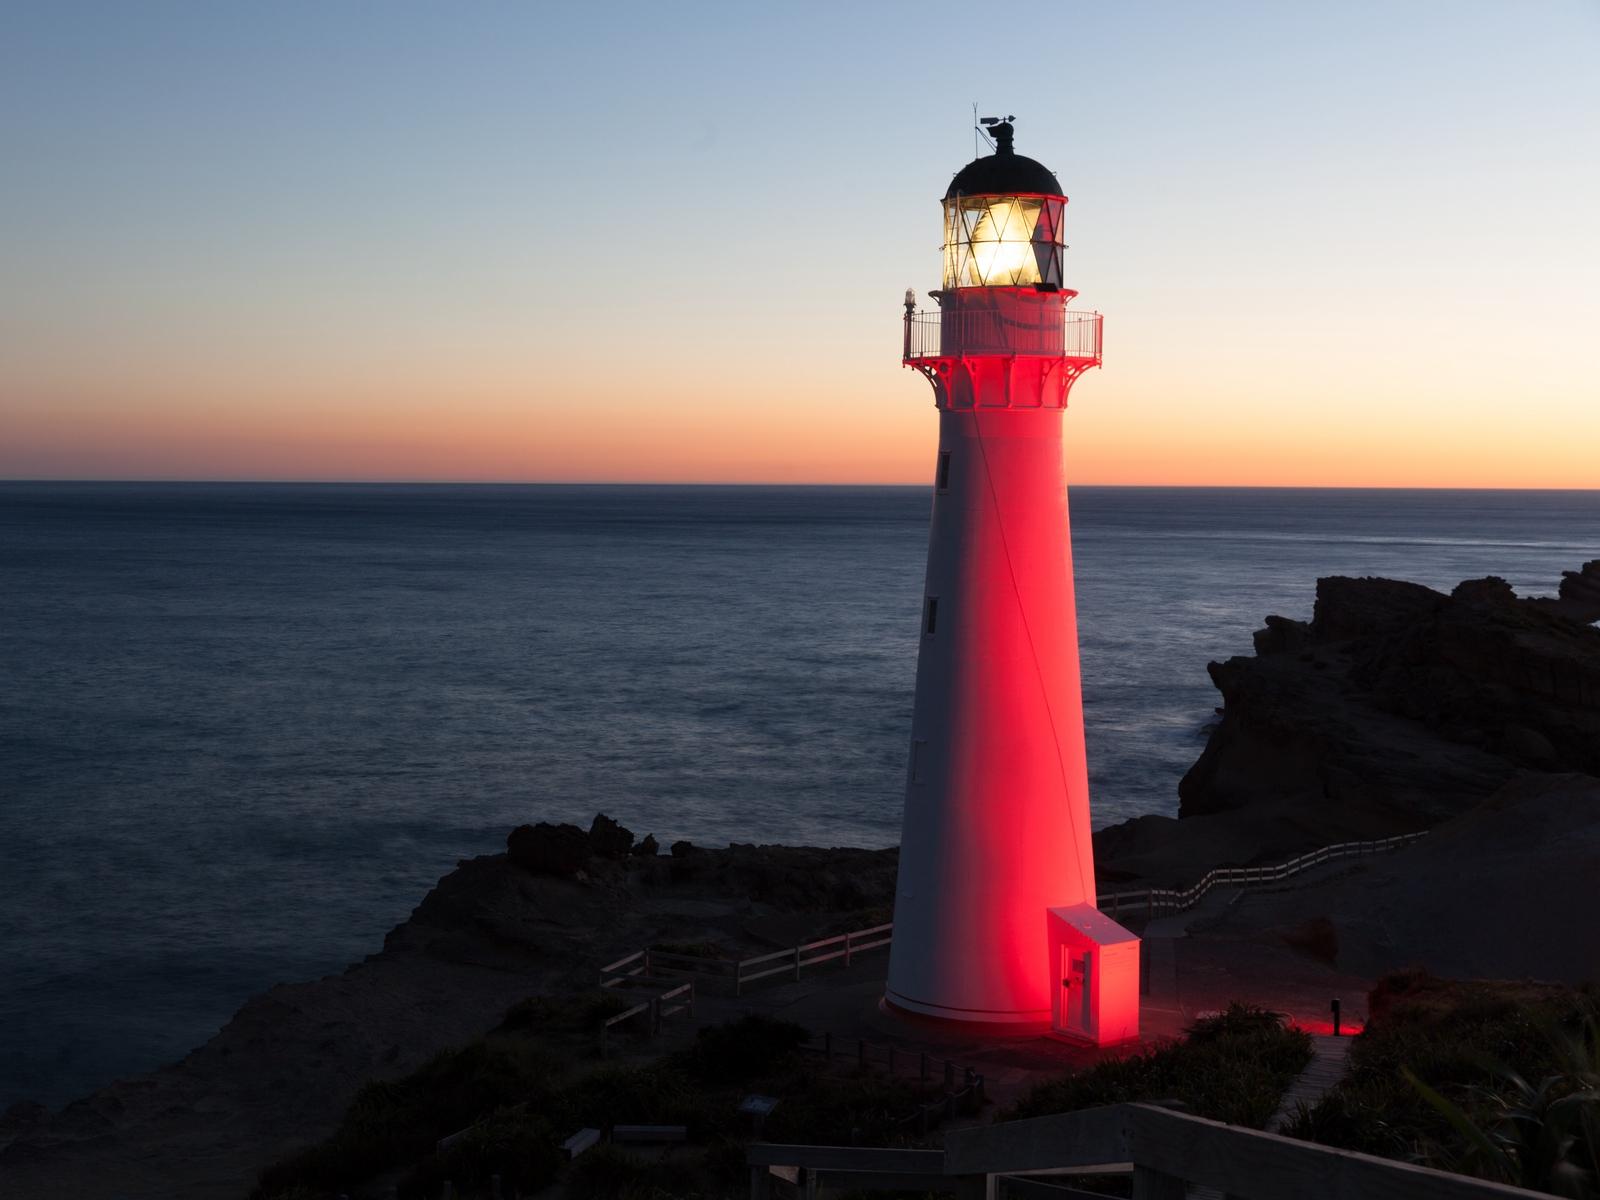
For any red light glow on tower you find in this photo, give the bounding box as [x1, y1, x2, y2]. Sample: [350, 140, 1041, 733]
[884, 119, 1139, 1044]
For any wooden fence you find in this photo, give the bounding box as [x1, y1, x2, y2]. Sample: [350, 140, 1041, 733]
[1095, 831, 1426, 921]
[597, 831, 1424, 1007]
[596, 974, 696, 1052]
[749, 1100, 1553, 1199]
[599, 922, 893, 996]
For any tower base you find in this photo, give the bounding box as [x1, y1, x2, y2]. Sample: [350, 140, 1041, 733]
[881, 992, 1053, 1036]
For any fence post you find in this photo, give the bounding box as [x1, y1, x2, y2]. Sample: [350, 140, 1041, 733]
[794, 945, 803, 982]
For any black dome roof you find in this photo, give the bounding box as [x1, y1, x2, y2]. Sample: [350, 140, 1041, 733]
[943, 121, 1063, 199]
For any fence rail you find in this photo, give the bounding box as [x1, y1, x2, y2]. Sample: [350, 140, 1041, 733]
[597, 974, 696, 1051]
[600, 922, 893, 996]
[599, 833, 1424, 1009]
[903, 307, 1102, 361]
[750, 1100, 1552, 1199]
[1095, 831, 1426, 921]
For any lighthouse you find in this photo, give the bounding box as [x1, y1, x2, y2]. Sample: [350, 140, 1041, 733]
[885, 119, 1139, 1044]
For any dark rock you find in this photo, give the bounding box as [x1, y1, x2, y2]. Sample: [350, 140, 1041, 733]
[633, 833, 659, 857]
[0, 1100, 47, 1141]
[1176, 562, 1600, 841]
[1451, 576, 1517, 607]
[1252, 615, 1309, 656]
[505, 822, 591, 877]
[587, 813, 634, 859]
[1560, 559, 1600, 619]
[1501, 724, 1557, 766]
[669, 839, 700, 858]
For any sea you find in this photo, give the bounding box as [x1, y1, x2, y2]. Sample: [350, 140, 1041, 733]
[1, 482, 1596, 1109]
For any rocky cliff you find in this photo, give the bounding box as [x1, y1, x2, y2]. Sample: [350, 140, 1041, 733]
[1097, 561, 1600, 884]
[0, 827, 897, 1200]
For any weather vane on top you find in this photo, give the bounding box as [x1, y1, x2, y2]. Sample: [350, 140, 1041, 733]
[976, 113, 1017, 153]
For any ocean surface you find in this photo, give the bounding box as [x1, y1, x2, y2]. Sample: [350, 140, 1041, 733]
[2, 482, 1596, 1108]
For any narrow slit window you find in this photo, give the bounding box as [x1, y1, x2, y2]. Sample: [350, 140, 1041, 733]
[935, 451, 952, 492]
[924, 596, 939, 635]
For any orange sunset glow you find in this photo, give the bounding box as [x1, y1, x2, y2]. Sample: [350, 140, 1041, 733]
[2, 2, 1596, 489]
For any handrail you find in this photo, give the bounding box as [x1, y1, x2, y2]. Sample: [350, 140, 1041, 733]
[1095, 831, 1426, 920]
[600, 834, 1425, 1000]
[599, 920, 895, 996]
[903, 307, 1102, 361]
[752, 1101, 1551, 1199]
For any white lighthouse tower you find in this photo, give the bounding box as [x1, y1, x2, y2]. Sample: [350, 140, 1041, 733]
[884, 119, 1139, 1044]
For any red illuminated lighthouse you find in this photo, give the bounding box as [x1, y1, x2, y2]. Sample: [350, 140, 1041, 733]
[885, 119, 1139, 1043]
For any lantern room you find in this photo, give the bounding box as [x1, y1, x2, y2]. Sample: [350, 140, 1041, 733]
[941, 119, 1068, 291]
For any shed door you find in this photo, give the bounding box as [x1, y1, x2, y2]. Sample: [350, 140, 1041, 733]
[1057, 947, 1094, 1040]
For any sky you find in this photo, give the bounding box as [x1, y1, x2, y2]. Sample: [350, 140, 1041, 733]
[2, 0, 1597, 487]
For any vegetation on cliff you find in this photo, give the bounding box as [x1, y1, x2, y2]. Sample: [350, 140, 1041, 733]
[1286, 971, 1600, 1196]
[1002, 1004, 1313, 1129]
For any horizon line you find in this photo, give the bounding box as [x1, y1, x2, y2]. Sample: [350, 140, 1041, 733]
[3, 478, 1598, 494]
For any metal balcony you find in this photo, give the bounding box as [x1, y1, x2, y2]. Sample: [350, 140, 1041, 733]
[903, 308, 1102, 363]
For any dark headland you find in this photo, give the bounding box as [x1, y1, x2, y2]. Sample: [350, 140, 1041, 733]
[2, 561, 1598, 1199]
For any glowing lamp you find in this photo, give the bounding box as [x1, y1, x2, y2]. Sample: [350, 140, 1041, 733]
[940, 121, 1067, 290]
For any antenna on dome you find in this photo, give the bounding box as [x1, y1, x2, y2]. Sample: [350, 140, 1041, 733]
[979, 114, 1016, 155]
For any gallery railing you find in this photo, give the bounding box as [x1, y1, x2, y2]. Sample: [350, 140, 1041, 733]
[903, 307, 1102, 361]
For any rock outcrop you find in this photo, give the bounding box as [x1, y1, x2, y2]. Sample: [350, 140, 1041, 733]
[1096, 563, 1600, 885]
[505, 820, 592, 876]
[1182, 564, 1600, 827]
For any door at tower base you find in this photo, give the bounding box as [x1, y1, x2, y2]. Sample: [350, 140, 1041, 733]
[1048, 904, 1140, 1046]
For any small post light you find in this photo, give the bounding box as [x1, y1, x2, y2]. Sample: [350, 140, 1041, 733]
[904, 287, 917, 313]
[738, 1093, 780, 1139]
[1331, 997, 1342, 1037]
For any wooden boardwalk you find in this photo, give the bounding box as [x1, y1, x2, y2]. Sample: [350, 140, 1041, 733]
[1268, 1034, 1353, 1133]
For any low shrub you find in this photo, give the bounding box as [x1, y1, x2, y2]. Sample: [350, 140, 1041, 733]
[681, 1014, 810, 1085]
[556, 1062, 707, 1133]
[1004, 1003, 1312, 1129]
[1286, 970, 1600, 1184]
[564, 1144, 698, 1200]
[763, 1068, 947, 1146]
[397, 1106, 563, 1200]
[496, 990, 633, 1036]
[252, 1039, 559, 1197]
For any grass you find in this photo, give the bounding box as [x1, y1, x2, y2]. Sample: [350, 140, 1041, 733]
[1003, 1003, 1314, 1129]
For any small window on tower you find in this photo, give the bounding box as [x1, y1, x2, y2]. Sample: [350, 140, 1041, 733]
[924, 596, 939, 635]
[936, 451, 952, 492]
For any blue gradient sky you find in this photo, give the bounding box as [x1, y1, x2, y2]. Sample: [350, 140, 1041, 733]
[3, 1, 1597, 484]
